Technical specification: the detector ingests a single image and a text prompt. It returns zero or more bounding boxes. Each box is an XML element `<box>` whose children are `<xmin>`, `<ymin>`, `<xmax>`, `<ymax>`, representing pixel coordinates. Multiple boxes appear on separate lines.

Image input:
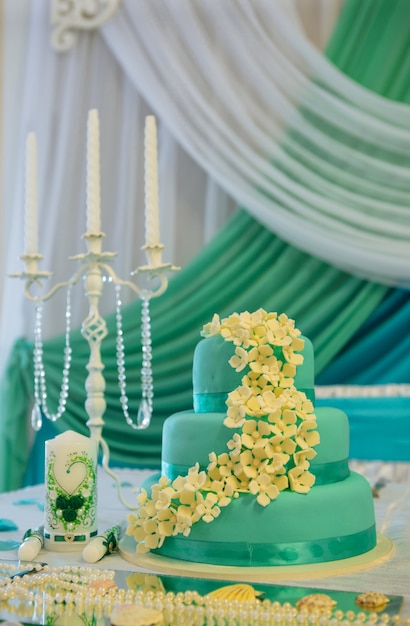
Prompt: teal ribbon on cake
<box><xmin>193</xmin><ymin>393</ymin><xmax>229</xmax><ymax>413</ymax></box>
<box><xmin>194</xmin><ymin>388</ymin><xmax>315</xmax><ymax>413</ymax></box>
<box><xmin>162</xmin><ymin>458</ymin><xmax>350</xmax><ymax>485</ymax></box>
<box><xmin>310</xmin><ymin>459</ymin><xmax>350</xmax><ymax>484</ymax></box>
<box><xmin>154</xmin><ymin>524</ymin><xmax>377</xmax><ymax>567</ymax></box>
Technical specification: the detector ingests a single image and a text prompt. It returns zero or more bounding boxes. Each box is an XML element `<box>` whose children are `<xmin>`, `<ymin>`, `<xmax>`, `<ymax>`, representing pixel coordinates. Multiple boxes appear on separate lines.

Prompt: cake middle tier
<box><xmin>161</xmin><ymin>406</ymin><xmax>350</xmax><ymax>485</ymax></box>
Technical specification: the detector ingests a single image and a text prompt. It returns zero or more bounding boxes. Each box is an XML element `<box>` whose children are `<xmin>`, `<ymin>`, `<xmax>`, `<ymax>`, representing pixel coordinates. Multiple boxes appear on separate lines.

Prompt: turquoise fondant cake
<box><xmin>127</xmin><ymin>310</ymin><xmax>376</xmax><ymax>567</ymax></box>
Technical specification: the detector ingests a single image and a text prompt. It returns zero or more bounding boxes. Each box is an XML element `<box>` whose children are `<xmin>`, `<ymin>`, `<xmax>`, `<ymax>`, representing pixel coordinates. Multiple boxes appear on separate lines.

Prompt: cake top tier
<box><xmin>193</xmin><ymin>311</ymin><xmax>315</xmax><ymax>413</ymax></box>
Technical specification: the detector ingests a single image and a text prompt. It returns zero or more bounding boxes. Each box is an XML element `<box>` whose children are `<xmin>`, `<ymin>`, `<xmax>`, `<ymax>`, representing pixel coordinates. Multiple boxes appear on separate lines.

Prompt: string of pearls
<box><xmin>0</xmin><ymin>562</ymin><xmax>407</xmax><ymax>626</ymax></box>
<box><xmin>115</xmin><ymin>285</ymin><xmax>153</xmax><ymax>429</ymax></box>
<box><xmin>32</xmin><ymin>285</ymin><xmax>73</xmax><ymax>430</ymax></box>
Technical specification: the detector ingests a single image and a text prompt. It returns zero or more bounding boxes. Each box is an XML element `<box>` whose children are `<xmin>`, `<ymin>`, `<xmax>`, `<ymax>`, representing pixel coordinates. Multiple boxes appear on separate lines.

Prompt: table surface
<box><xmin>0</xmin><ymin>466</ymin><xmax>409</xmax><ymax>620</ymax></box>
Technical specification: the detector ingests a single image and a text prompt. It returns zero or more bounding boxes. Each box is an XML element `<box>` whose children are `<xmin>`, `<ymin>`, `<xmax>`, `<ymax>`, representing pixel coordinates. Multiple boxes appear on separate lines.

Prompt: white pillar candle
<box><xmin>86</xmin><ymin>108</ymin><xmax>101</xmax><ymax>234</ymax></box>
<box><xmin>144</xmin><ymin>115</ymin><xmax>160</xmax><ymax>248</ymax></box>
<box><xmin>44</xmin><ymin>430</ymin><xmax>98</xmax><ymax>551</ymax></box>
<box><xmin>24</xmin><ymin>132</ymin><xmax>38</xmax><ymax>255</ymax></box>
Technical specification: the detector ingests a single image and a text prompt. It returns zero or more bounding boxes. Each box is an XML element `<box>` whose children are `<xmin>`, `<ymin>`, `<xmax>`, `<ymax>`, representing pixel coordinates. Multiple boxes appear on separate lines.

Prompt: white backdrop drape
<box><xmin>100</xmin><ymin>0</ymin><xmax>410</xmax><ymax>287</ymax></box>
<box><xmin>2</xmin><ymin>0</ymin><xmax>409</xmax><ymax>384</ymax></box>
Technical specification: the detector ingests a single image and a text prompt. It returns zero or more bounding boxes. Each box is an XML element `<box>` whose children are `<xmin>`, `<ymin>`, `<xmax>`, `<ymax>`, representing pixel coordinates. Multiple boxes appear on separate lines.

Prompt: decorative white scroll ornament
<box><xmin>50</xmin><ymin>0</ymin><xmax>121</xmax><ymax>52</ymax></box>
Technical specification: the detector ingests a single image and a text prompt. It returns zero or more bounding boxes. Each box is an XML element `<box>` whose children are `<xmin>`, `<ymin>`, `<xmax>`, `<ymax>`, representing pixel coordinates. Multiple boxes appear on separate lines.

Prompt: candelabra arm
<box><xmin>101</xmin><ymin>262</ymin><xmax>178</xmax><ymax>300</ymax></box>
<box><xmin>11</xmin><ymin>258</ymin><xmax>91</xmax><ymax>304</ymax></box>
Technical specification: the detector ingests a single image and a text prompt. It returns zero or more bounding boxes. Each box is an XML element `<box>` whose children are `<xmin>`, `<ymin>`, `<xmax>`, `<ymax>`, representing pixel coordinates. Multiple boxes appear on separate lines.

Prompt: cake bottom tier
<box><xmin>139</xmin><ymin>471</ymin><xmax>376</xmax><ymax>567</ymax></box>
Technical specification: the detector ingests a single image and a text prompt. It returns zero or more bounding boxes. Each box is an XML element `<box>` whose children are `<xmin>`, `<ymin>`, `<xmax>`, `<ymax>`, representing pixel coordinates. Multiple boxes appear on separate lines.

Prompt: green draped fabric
<box><xmin>0</xmin><ymin>211</ymin><xmax>387</xmax><ymax>491</ymax></box>
<box><xmin>1</xmin><ymin>0</ymin><xmax>408</xmax><ymax>491</ymax></box>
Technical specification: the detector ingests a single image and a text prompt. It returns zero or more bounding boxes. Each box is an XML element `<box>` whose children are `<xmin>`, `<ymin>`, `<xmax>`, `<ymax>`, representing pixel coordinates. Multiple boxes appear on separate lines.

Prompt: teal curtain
<box><xmin>0</xmin><ymin>211</ymin><xmax>387</xmax><ymax>490</ymax></box>
<box><xmin>1</xmin><ymin>0</ymin><xmax>409</xmax><ymax>491</ymax></box>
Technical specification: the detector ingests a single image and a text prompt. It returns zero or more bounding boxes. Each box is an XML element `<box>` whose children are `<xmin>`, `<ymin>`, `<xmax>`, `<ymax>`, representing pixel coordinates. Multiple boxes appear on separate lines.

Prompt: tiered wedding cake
<box><xmin>126</xmin><ymin>310</ymin><xmax>376</xmax><ymax>567</ymax></box>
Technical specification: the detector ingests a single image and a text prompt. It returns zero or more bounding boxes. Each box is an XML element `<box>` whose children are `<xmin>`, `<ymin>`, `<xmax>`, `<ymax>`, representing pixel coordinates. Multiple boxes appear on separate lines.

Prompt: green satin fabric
<box><xmin>0</xmin><ymin>212</ymin><xmax>387</xmax><ymax>492</ymax></box>
<box><xmin>155</xmin><ymin>524</ymin><xmax>377</xmax><ymax>566</ymax></box>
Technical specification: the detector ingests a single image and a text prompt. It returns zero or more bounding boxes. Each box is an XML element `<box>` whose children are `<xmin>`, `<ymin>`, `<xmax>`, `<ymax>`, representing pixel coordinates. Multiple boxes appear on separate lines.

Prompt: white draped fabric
<box><xmin>100</xmin><ymin>0</ymin><xmax>410</xmax><ymax>288</ymax></box>
<box><xmin>1</xmin><ymin>0</ymin><xmax>409</xmax><ymax>382</ymax></box>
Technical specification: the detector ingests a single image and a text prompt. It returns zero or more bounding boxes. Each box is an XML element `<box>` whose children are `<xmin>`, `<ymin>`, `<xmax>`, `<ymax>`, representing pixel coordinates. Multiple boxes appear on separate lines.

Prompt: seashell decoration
<box><xmin>206</xmin><ymin>583</ymin><xmax>264</xmax><ymax>603</ymax></box>
<box><xmin>355</xmin><ymin>591</ymin><xmax>390</xmax><ymax>611</ymax></box>
<box><xmin>296</xmin><ymin>593</ymin><xmax>337</xmax><ymax>613</ymax></box>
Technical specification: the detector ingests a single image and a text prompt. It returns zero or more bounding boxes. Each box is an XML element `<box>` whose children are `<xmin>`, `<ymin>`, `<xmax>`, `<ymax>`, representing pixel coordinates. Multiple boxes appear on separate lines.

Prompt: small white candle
<box><xmin>144</xmin><ymin>115</ymin><xmax>160</xmax><ymax>248</ymax></box>
<box><xmin>44</xmin><ymin>430</ymin><xmax>98</xmax><ymax>551</ymax></box>
<box><xmin>24</xmin><ymin>132</ymin><xmax>38</xmax><ymax>255</ymax></box>
<box><xmin>86</xmin><ymin>109</ymin><xmax>101</xmax><ymax>234</ymax></box>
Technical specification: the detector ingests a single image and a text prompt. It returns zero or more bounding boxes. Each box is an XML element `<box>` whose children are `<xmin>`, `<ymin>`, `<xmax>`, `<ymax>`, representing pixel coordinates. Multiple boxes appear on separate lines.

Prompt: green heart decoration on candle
<box><xmin>54</xmin><ymin>459</ymin><xmax>88</xmax><ymax>496</ymax></box>
<box><xmin>46</xmin><ymin>451</ymin><xmax>97</xmax><ymax>533</ymax></box>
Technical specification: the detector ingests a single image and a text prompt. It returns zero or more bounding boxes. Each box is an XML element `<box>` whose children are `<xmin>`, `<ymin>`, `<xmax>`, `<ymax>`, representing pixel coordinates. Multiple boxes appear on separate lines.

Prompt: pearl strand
<box><xmin>0</xmin><ymin>562</ymin><xmax>407</xmax><ymax>626</ymax></box>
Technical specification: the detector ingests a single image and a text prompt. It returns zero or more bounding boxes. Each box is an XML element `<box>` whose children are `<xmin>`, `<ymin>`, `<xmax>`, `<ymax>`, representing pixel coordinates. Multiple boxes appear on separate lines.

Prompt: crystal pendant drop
<box><xmin>137</xmin><ymin>399</ymin><xmax>151</xmax><ymax>429</ymax></box>
<box><xmin>31</xmin><ymin>404</ymin><xmax>42</xmax><ymax>431</ymax></box>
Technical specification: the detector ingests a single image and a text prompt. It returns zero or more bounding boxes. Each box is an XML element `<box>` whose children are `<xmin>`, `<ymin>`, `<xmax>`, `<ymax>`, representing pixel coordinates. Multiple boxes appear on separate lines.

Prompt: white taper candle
<box><xmin>24</xmin><ymin>132</ymin><xmax>38</xmax><ymax>255</ymax></box>
<box><xmin>86</xmin><ymin>109</ymin><xmax>101</xmax><ymax>234</ymax></box>
<box><xmin>144</xmin><ymin>115</ymin><xmax>160</xmax><ymax>247</ymax></box>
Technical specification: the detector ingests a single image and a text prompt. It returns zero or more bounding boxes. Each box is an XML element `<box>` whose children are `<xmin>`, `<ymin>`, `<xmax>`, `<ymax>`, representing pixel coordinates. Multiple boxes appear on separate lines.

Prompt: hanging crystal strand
<box><xmin>32</xmin><ymin>301</ymin><xmax>44</xmax><ymax>431</ymax></box>
<box><xmin>139</xmin><ymin>295</ymin><xmax>153</xmax><ymax>426</ymax></box>
<box><xmin>115</xmin><ymin>285</ymin><xmax>152</xmax><ymax>429</ymax></box>
<box><xmin>32</xmin><ymin>285</ymin><xmax>72</xmax><ymax>428</ymax></box>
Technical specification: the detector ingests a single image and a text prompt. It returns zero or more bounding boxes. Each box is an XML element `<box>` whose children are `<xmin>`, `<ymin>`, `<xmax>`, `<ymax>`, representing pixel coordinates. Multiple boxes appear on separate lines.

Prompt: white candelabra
<box><xmin>12</xmin><ymin>110</ymin><xmax>178</xmax><ymax>507</ymax></box>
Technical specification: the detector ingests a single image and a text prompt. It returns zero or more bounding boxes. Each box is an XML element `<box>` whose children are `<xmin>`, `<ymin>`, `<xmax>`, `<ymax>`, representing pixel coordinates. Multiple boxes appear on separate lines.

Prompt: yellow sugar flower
<box><xmin>196</xmin><ymin>493</ymin><xmax>221</xmax><ymax>523</ymax></box>
<box><xmin>229</xmin><ymin>346</ymin><xmax>249</xmax><ymax>372</ymax></box>
<box><xmin>242</xmin><ymin>394</ymin><xmax>264</xmax><ymax>417</ymax></box>
<box><xmin>259</xmin><ymin>389</ymin><xmax>283</xmax><ymax>413</ymax></box>
<box><xmin>227</xmin><ymin>384</ymin><xmax>252</xmax><ymax>406</ymax></box>
<box><xmin>294</xmin><ymin>447</ymin><xmax>317</xmax><ymax>470</ymax></box>
<box><xmin>224</xmin><ymin>404</ymin><xmax>247</xmax><ymax>428</ymax></box>
<box><xmin>126</xmin><ymin>513</ymin><xmax>147</xmax><ymax>543</ymax></box>
<box><xmin>296</xmin><ymin>421</ymin><xmax>320</xmax><ymax>450</ymax></box>
<box><xmin>241</xmin><ymin>371</ymin><xmax>271</xmax><ymax>396</ymax></box>
<box><xmin>249</xmin><ymin>473</ymin><xmax>280</xmax><ymax>507</ymax></box>
<box><xmin>241</xmin><ymin>419</ymin><xmax>272</xmax><ymax>450</ymax></box>
<box><xmin>140</xmin><ymin>499</ymin><xmax>157</xmax><ymax>518</ymax></box>
<box><xmin>217</xmin><ymin>454</ymin><xmax>238</xmax><ymax>482</ymax></box>
<box><xmin>239</xmin><ymin>449</ymin><xmax>271</xmax><ymax>479</ymax></box>
<box><xmin>227</xmin><ymin>433</ymin><xmax>242</xmax><ymax>456</ymax></box>
<box><xmin>288</xmin><ymin>467</ymin><xmax>316</xmax><ymax>493</ymax></box>
<box><xmin>187</xmin><ymin>463</ymin><xmax>208</xmax><ymax>488</ymax></box>
<box><xmin>136</xmin><ymin>488</ymin><xmax>149</xmax><ymax>506</ymax></box>
<box><xmin>178</xmin><ymin>489</ymin><xmax>198</xmax><ymax>507</ymax></box>
<box><xmin>262</xmin><ymin>434</ymin><xmax>296</xmax><ymax>464</ymax></box>
<box><xmin>201</xmin><ymin>313</ymin><xmax>220</xmax><ymax>337</ymax></box>
<box><xmin>248</xmin><ymin>344</ymin><xmax>277</xmax><ymax>372</ymax></box>
<box><xmin>137</xmin><ymin>517</ymin><xmax>167</xmax><ymax>551</ymax></box>
<box><xmin>295</xmin><ymin>397</ymin><xmax>315</xmax><ymax>421</ymax></box>
<box><xmin>157</xmin><ymin>508</ymin><xmax>176</xmax><ymax>538</ymax></box>
<box><xmin>207</xmin><ymin>451</ymin><xmax>218</xmax><ymax>473</ymax></box>
<box><xmin>205</xmin><ymin>479</ymin><xmax>234</xmax><ymax>507</ymax></box>
<box><xmin>154</xmin><ymin>487</ymin><xmax>177</xmax><ymax>511</ymax></box>
<box><xmin>282</xmin><ymin>337</ymin><xmax>305</xmax><ymax>365</ymax></box>
<box><xmin>266</xmin><ymin>322</ymin><xmax>292</xmax><ymax>347</ymax></box>
<box><xmin>150</xmin><ymin>475</ymin><xmax>172</xmax><ymax>499</ymax></box>
<box><xmin>174</xmin><ymin>506</ymin><xmax>194</xmax><ymax>536</ymax></box>
<box><xmin>268</xmin><ymin>408</ymin><xmax>297</xmax><ymax>438</ymax></box>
